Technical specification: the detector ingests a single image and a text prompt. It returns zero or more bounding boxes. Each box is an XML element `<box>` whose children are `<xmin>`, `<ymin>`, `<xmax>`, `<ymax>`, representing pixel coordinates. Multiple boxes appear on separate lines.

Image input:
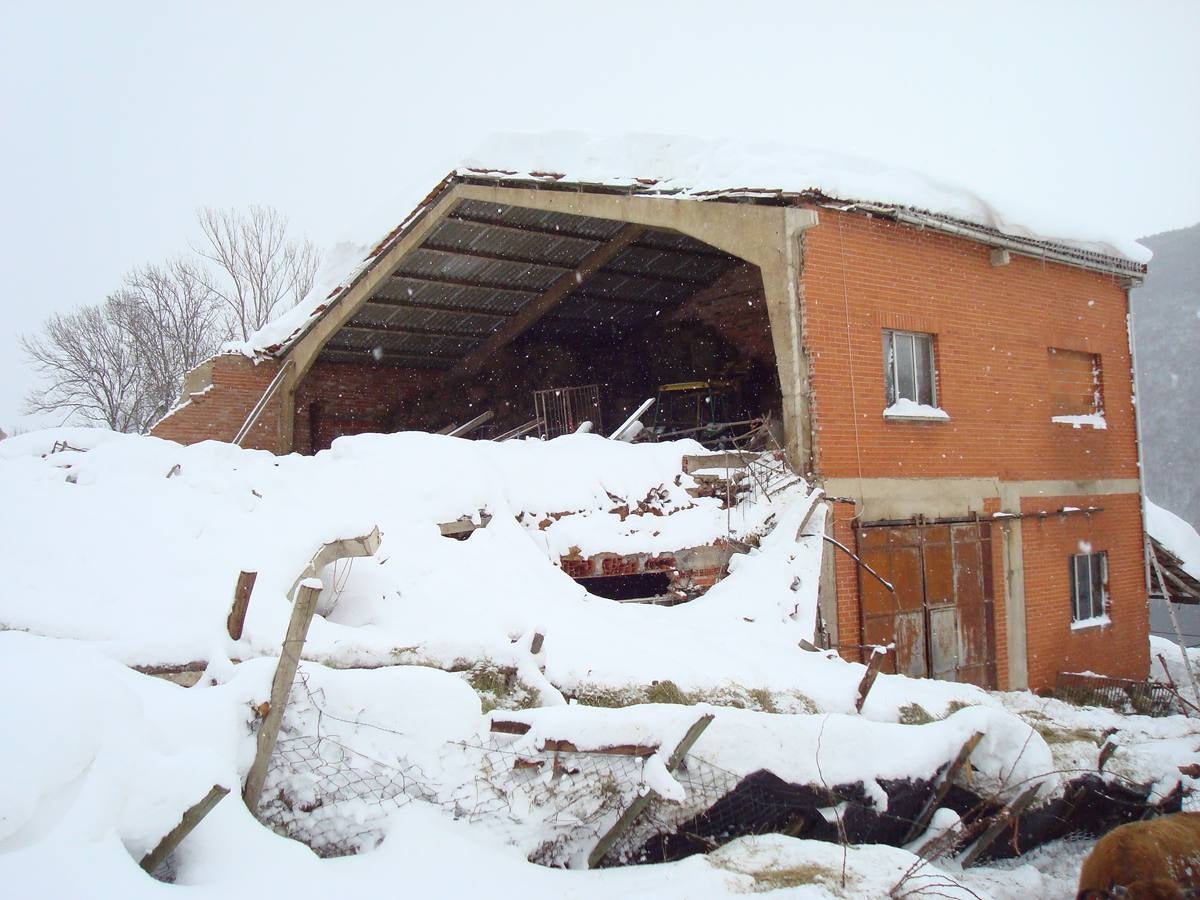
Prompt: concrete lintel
<box><xmin>452</xmin><ymin>183</ymin><xmax>816</xmax><ymax>268</ymax></box>
<box><xmin>820</xmin><ymin>476</ymin><xmax>1140</xmax><ymax>521</ymax></box>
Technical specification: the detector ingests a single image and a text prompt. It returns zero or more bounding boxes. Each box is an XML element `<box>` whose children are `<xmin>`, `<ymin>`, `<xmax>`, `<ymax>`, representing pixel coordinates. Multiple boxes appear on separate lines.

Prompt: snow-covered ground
<box><xmin>2</xmin><ymin>428</ymin><xmax>1197</xmax><ymax>898</ymax></box>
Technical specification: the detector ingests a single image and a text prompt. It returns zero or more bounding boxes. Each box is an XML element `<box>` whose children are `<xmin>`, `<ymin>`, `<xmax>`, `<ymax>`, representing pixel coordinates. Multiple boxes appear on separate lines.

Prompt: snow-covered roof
<box><xmin>235</xmin><ymin>132</ymin><xmax>1151</xmax><ymax>358</ymax></box>
<box><xmin>1146</xmin><ymin>499</ymin><xmax>1200</xmax><ymax>601</ymax></box>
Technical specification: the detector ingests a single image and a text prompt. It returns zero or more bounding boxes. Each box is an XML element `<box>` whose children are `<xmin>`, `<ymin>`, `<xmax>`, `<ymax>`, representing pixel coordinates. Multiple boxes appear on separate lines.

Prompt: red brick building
<box><xmin>153</xmin><ymin>148</ymin><xmax>1150</xmax><ymax>691</ymax></box>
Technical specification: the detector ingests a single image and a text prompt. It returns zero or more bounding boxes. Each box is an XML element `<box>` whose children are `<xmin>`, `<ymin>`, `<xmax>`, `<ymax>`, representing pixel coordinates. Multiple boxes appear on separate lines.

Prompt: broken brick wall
<box><xmin>150</xmin><ymin>354</ymin><xmax>285</xmax><ymax>452</ymax></box>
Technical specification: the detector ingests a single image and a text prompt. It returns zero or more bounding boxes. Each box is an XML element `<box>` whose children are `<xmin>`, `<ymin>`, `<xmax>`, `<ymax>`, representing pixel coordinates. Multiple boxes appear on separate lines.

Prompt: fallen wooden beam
<box><xmin>140</xmin><ymin>784</ymin><xmax>229</xmax><ymax>874</ymax></box>
<box><xmin>587</xmin><ymin>713</ymin><xmax>714</xmax><ymax>868</ymax></box>
<box><xmin>438</xmin><ymin>409</ymin><xmax>494</xmax><ymax>438</ymax></box>
<box><xmin>285</xmin><ymin>526</ymin><xmax>382</xmax><ymax>604</ymax></box>
<box><xmin>488</xmin><ymin>721</ymin><xmax>659</xmax><ymax>757</ymax></box>
<box><xmin>958</xmin><ymin>784</ymin><xmax>1041</xmax><ymax>867</ymax></box>
<box><xmin>903</xmin><ymin>731</ymin><xmax>984</xmax><ymax>844</ymax></box>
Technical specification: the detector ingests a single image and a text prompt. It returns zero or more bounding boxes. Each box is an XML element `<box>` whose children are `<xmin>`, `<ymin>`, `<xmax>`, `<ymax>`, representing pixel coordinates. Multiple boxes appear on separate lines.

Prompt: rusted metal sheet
<box><xmin>952</xmin><ymin>522</ymin><xmax>996</xmax><ymax>688</ymax></box>
<box><xmin>928</xmin><ymin>604</ymin><xmax>959</xmax><ymax>681</ymax></box>
<box><xmin>855</xmin><ymin>521</ymin><xmax>996</xmax><ymax>689</ymax></box>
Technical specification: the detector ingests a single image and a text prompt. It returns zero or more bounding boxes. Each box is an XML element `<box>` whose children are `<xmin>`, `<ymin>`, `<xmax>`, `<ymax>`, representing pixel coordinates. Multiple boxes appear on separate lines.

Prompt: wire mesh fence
<box><xmin>256</xmin><ymin>667</ymin><xmax>743</xmax><ymax>863</ymax></box>
<box><xmin>1054</xmin><ymin>671</ymin><xmax>1179</xmax><ymax>717</ymax></box>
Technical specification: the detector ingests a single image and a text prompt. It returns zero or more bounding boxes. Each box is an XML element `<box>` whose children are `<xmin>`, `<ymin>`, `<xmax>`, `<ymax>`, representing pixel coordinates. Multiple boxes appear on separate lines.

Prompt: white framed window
<box><xmin>1069</xmin><ymin>551</ymin><xmax>1108</xmax><ymax>624</ymax></box>
<box><xmin>883</xmin><ymin>330</ymin><xmax>937</xmax><ymax>407</ymax></box>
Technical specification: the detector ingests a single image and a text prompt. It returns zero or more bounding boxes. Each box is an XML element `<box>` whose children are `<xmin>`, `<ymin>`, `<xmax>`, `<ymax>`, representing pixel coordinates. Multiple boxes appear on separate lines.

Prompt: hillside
<box><xmin>1131</xmin><ymin>222</ymin><xmax>1200</xmax><ymax>529</ymax></box>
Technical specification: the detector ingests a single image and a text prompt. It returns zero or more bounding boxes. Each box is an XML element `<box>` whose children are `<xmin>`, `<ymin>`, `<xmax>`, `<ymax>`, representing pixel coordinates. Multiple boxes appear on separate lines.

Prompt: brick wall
<box><xmin>1019</xmin><ymin>493</ymin><xmax>1149</xmax><ymax>689</ymax></box>
<box><xmin>151</xmin><ymin>354</ymin><xmax>285</xmax><ymax>452</ymax></box>
<box><xmin>673</xmin><ymin>263</ymin><xmax>775</xmax><ymax>366</ymax></box>
<box><xmin>801</xmin><ymin>209</ymin><xmax>1138</xmax><ymax>483</ymax></box>
<box><xmin>293</xmin><ymin>361</ymin><xmax>439</xmax><ymax>455</ymax></box>
<box><xmin>804</xmin><ymin>208</ymin><xmax>1147</xmax><ymax>688</ymax></box>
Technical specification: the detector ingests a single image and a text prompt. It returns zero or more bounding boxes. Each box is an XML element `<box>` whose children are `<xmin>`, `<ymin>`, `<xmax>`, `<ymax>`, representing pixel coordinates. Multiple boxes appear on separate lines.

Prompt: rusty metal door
<box><xmin>857</xmin><ymin>526</ymin><xmax>927</xmax><ymax>678</ymax></box>
<box><xmin>855</xmin><ymin>522</ymin><xmax>996</xmax><ymax>688</ymax></box>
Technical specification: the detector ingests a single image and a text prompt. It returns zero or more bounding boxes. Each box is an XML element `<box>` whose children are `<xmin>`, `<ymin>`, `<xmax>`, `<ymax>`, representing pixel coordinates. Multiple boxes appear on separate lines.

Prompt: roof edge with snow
<box><xmin>237</xmin><ymin>146</ymin><xmax>1150</xmax><ymax>359</ymax></box>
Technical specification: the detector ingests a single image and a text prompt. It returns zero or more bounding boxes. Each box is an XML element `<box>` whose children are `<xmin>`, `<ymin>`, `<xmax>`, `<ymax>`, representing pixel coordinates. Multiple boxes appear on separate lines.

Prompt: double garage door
<box><xmin>856</xmin><ymin>522</ymin><xmax>997</xmax><ymax>689</ymax></box>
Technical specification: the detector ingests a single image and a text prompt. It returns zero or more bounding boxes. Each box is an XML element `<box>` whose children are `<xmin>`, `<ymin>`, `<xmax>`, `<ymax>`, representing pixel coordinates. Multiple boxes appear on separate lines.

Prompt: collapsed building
<box><xmin>153</xmin><ymin>136</ymin><xmax>1152</xmax><ymax>693</ymax></box>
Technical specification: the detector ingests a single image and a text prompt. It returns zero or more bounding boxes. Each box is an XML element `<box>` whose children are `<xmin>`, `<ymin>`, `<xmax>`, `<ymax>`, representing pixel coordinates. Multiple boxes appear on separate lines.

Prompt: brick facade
<box><xmin>801</xmin><ymin>209</ymin><xmax>1138</xmax><ymax>483</ymax></box>
<box><xmin>802</xmin><ymin>208</ymin><xmax>1147</xmax><ymax>689</ymax></box>
<box><xmin>1018</xmin><ymin>493</ymin><xmax>1148</xmax><ymax>688</ymax></box>
<box><xmin>293</xmin><ymin>361</ymin><xmax>437</xmax><ymax>455</ymax></box>
<box><xmin>673</xmin><ymin>263</ymin><xmax>775</xmax><ymax>367</ymax></box>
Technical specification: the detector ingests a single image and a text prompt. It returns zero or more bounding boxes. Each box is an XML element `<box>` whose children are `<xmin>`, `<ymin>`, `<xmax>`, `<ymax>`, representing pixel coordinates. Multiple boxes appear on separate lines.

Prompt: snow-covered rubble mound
<box><xmin>3</xmin><ymin>427</ymin><xmax>1197</xmax><ymax>898</ymax></box>
<box><xmin>0</xmin><ymin>427</ymin><xmax>982</xmax><ymax>718</ymax></box>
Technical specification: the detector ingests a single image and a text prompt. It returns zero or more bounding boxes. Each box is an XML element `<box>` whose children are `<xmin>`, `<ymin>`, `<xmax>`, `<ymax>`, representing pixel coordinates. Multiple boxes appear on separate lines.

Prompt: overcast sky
<box><xmin>2</xmin><ymin>1</ymin><xmax>1198</xmax><ymax>433</ymax></box>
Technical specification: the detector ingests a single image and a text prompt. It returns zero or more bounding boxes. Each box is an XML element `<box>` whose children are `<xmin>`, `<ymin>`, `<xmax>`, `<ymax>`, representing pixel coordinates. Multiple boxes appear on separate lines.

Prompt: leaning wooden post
<box><xmin>855</xmin><ymin>647</ymin><xmax>886</xmax><ymax>713</ymax></box>
<box><xmin>140</xmin><ymin>784</ymin><xmax>230</xmax><ymax>874</ymax></box>
<box><xmin>226</xmin><ymin>571</ymin><xmax>257</xmax><ymax>640</ymax></box>
<box><xmin>242</xmin><ymin>580</ymin><xmax>322</xmax><ymax>811</ymax></box>
<box><xmin>587</xmin><ymin>713</ymin><xmax>715</xmax><ymax>869</ymax></box>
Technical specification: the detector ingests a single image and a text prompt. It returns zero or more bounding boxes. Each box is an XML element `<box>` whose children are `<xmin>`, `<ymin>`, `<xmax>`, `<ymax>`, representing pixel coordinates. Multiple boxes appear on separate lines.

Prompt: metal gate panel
<box><xmin>951</xmin><ymin>523</ymin><xmax>996</xmax><ymax>689</ymax></box>
<box><xmin>928</xmin><ymin>605</ymin><xmax>960</xmax><ymax>680</ymax></box>
<box><xmin>856</xmin><ymin>521</ymin><xmax>997</xmax><ymax>689</ymax></box>
<box><xmin>857</xmin><ymin>526</ymin><xmax>926</xmax><ymax>677</ymax></box>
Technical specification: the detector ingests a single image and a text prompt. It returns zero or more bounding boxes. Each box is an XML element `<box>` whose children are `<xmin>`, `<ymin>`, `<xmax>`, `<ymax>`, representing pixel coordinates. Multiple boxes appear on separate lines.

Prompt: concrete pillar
<box><xmin>998</xmin><ymin>484</ymin><xmax>1030</xmax><ymax>690</ymax></box>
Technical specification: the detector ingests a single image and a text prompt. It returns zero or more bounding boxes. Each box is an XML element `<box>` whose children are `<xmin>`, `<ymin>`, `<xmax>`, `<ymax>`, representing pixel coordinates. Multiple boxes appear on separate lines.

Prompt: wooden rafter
<box><xmin>450</xmin><ymin>224</ymin><xmax>645</xmax><ymax>378</ymax></box>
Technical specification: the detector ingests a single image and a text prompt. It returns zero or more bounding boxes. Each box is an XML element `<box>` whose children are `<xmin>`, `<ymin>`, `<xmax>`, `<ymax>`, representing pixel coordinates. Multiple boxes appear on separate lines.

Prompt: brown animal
<box><xmin>1077</xmin><ymin>812</ymin><xmax>1200</xmax><ymax>899</ymax></box>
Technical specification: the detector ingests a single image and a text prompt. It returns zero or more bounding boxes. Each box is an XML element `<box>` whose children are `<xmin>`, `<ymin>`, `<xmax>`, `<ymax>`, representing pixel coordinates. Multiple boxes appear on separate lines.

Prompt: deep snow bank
<box><xmin>0</xmin><ymin>427</ymin><xmax>983</xmax><ymax>719</ymax></box>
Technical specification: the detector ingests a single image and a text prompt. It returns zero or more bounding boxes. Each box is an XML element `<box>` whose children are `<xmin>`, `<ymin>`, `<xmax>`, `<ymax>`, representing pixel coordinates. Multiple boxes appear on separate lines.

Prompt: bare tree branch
<box><xmin>195</xmin><ymin>206</ymin><xmax>320</xmax><ymax>342</ymax></box>
<box><xmin>113</xmin><ymin>259</ymin><xmax>224</xmax><ymax>423</ymax></box>
<box><xmin>22</xmin><ymin>205</ymin><xmax>319</xmax><ymax>431</ymax></box>
<box><xmin>21</xmin><ymin>298</ymin><xmax>149</xmax><ymax>431</ymax></box>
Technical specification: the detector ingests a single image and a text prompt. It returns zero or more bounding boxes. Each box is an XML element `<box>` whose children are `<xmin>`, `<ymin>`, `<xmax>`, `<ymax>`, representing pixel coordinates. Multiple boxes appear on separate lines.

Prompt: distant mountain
<box><xmin>1131</xmin><ymin>221</ymin><xmax>1200</xmax><ymax>530</ymax></box>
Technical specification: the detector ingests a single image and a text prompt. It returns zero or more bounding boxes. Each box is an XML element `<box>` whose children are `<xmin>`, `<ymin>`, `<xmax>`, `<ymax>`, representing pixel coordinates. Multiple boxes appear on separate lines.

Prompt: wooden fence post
<box><xmin>242</xmin><ymin>581</ymin><xmax>321</xmax><ymax>811</ymax></box>
<box><xmin>226</xmin><ymin>571</ymin><xmax>257</xmax><ymax>640</ymax></box>
<box><xmin>855</xmin><ymin>648</ymin><xmax>886</xmax><ymax>713</ymax></box>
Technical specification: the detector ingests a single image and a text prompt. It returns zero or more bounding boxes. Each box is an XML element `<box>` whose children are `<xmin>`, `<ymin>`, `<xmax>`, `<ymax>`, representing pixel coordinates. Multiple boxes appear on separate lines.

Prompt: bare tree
<box><xmin>22</xmin><ymin>297</ymin><xmax>151</xmax><ymax>432</ymax></box>
<box><xmin>22</xmin><ymin>205</ymin><xmax>318</xmax><ymax>431</ymax></box>
<box><xmin>195</xmin><ymin>206</ymin><xmax>320</xmax><ymax>341</ymax></box>
<box><xmin>113</xmin><ymin>259</ymin><xmax>224</xmax><ymax>423</ymax></box>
